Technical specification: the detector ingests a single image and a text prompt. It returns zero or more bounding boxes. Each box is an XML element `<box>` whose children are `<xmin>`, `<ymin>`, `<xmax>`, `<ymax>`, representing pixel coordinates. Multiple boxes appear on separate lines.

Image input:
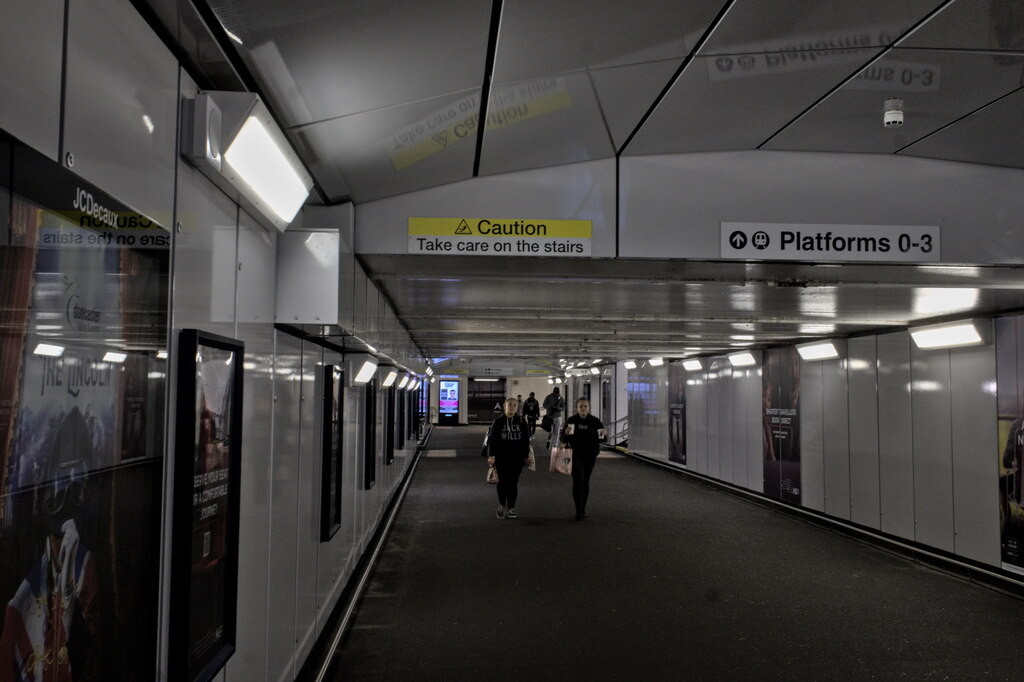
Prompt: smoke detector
<box><xmin>884</xmin><ymin>97</ymin><xmax>904</xmax><ymax>127</ymax></box>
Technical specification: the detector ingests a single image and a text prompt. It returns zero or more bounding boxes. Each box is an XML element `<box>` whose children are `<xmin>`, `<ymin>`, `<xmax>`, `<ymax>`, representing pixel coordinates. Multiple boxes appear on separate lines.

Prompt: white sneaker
<box><xmin>496</xmin><ymin>505</ymin><xmax>506</xmax><ymax>519</ymax></box>
<box><xmin>506</xmin><ymin>508</ymin><xmax>517</xmax><ymax>519</ymax></box>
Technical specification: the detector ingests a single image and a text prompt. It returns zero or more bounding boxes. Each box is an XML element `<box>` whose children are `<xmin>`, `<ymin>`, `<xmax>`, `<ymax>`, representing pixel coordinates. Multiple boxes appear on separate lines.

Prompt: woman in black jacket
<box><xmin>561</xmin><ymin>398</ymin><xmax>607</xmax><ymax>520</ymax></box>
<box><xmin>486</xmin><ymin>397</ymin><xmax>531</xmax><ymax>519</ymax></box>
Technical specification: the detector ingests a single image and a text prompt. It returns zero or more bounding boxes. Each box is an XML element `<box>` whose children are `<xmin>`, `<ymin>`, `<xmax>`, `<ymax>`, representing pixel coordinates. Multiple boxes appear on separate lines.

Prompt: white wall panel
<box><xmin>707</xmin><ymin>360</ymin><xmax>723</xmax><ymax>478</ymax></box>
<box><xmin>355</xmin><ymin>159</ymin><xmax>617</xmax><ymax>257</ymax></box>
<box><xmin>719</xmin><ymin>364</ymin><xmax>734</xmax><ymax>484</ymax></box>
<box><xmin>801</xmin><ymin>360</ymin><xmax>825</xmax><ymax>512</ymax></box>
<box><xmin>294</xmin><ymin>341</ymin><xmax>322</xmax><ymax>669</ymax></box>
<box><xmin>823</xmin><ymin>355</ymin><xmax>851</xmax><ymax>520</ymax></box>
<box><xmin>848</xmin><ymin>337</ymin><xmax>881</xmax><ymax>529</ymax></box>
<box><xmin>228</xmin><ymin>327</ymin><xmax>276</xmax><ymax>682</ymax></box>
<box><xmin>732</xmin><ymin>368</ymin><xmax>749</xmax><ymax>488</ymax></box>
<box><xmin>0</xmin><ymin>0</ymin><xmax>63</xmax><ymax>159</ymax></box>
<box><xmin>911</xmin><ymin>347</ymin><xmax>955</xmax><ymax>553</ymax></box>
<box><xmin>878</xmin><ymin>332</ymin><xmax>915</xmax><ymax>540</ymax></box>
<box><xmin>265</xmin><ymin>334</ymin><xmax>301</xmax><ymax>682</ymax></box>
<box><xmin>64</xmin><ymin>0</ymin><xmax>178</xmax><ymax>222</ymax></box>
<box><xmin>747</xmin><ymin>364</ymin><xmax>763</xmax><ymax>493</ymax></box>
<box><xmin>950</xmin><ymin>340</ymin><xmax>1000</xmax><ymax>565</ymax></box>
<box><xmin>620</xmin><ymin>151</ymin><xmax>1024</xmax><ymax>265</ymax></box>
<box><xmin>237</xmin><ymin>212</ymin><xmax>277</xmax><ymax>323</ymax></box>
<box><xmin>686</xmin><ymin>370</ymin><xmax>708</xmax><ymax>476</ymax></box>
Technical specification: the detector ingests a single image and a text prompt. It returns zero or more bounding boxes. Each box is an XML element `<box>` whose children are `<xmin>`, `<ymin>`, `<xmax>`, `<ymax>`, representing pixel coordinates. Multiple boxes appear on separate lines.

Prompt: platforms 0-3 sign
<box><xmin>721</xmin><ymin>222</ymin><xmax>940</xmax><ymax>262</ymax></box>
<box><xmin>408</xmin><ymin>217</ymin><xmax>592</xmax><ymax>256</ymax></box>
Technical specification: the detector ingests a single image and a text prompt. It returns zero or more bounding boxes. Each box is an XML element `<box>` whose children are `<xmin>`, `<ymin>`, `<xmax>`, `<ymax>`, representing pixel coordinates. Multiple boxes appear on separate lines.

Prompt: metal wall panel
<box><xmin>848</xmin><ymin>337</ymin><xmax>881</xmax><ymax>529</ymax></box>
<box><xmin>0</xmin><ymin>0</ymin><xmax>63</xmax><ymax>159</ymax></box>
<box><xmin>274</xmin><ymin>230</ymin><xmax>340</xmax><ymax>325</ymax></box>
<box><xmin>294</xmin><ymin>341</ymin><xmax>322</xmax><ymax>668</ymax></box>
<box><xmin>911</xmin><ymin>346</ymin><xmax>955</xmax><ymax>553</ymax></box>
<box><xmin>877</xmin><ymin>332</ymin><xmax>915</xmax><ymax>540</ymax></box>
<box><xmin>719</xmin><ymin>364</ymin><xmax>734</xmax><ymax>484</ymax></box>
<box><xmin>64</xmin><ymin>0</ymin><xmax>178</xmax><ymax>222</ymax></box>
<box><xmin>801</xmin><ymin>359</ymin><xmax>825</xmax><ymax>512</ymax></box>
<box><xmin>265</xmin><ymin>333</ymin><xmax>301</xmax><ymax>682</ymax></box>
<box><xmin>823</xmin><ymin>354</ymin><xmax>851</xmax><ymax>520</ymax></box>
<box><xmin>950</xmin><ymin>340</ymin><xmax>1000</xmax><ymax>565</ymax></box>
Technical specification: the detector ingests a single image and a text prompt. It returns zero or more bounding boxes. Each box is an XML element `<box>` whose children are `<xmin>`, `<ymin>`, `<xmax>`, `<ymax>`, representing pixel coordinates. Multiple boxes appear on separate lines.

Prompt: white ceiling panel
<box><xmin>295</xmin><ymin>90</ymin><xmax>481</xmax><ymax>203</ymax></box>
<box><xmin>588</xmin><ymin>59</ymin><xmax>681</xmax><ymax>150</ymax></box>
<box><xmin>210</xmin><ymin>0</ymin><xmax>492</xmax><ymax>126</ymax></box>
<box><xmin>764</xmin><ymin>48</ymin><xmax>1024</xmax><ymax>154</ymax></box>
<box><xmin>479</xmin><ymin>74</ymin><xmax>615</xmax><ymax>176</ymax></box>
<box><xmin>899</xmin><ymin>0</ymin><xmax>1024</xmax><ymax>51</ymax></box>
<box><xmin>624</xmin><ymin>49</ymin><xmax>880</xmax><ymax>155</ymax></box>
<box><xmin>700</xmin><ymin>0</ymin><xmax>946</xmax><ymax>55</ymax></box>
<box><xmin>493</xmin><ymin>0</ymin><xmax>723</xmax><ymax>82</ymax></box>
<box><xmin>900</xmin><ymin>86</ymin><xmax>1024</xmax><ymax>168</ymax></box>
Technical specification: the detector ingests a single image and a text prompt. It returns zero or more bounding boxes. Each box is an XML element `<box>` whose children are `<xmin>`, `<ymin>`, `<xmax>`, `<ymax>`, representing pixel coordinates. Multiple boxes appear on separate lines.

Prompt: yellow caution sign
<box><xmin>408</xmin><ymin>217</ymin><xmax>593</xmax><ymax>257</ymax></box>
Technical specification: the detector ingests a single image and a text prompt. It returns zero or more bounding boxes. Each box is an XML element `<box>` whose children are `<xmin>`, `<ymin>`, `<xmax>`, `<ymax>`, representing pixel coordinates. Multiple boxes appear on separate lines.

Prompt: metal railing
<box><xmin>604</xmin><ymin>415</ymin><xmax>629</xmax><ymax>449</ymax></box>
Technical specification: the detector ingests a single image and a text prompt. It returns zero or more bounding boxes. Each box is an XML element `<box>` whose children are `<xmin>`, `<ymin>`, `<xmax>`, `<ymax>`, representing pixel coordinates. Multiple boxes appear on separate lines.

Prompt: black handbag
<box><xmin>540</xmin><ymin>414</ymin><xmax>553</xmax><ymax>432</ymax></box>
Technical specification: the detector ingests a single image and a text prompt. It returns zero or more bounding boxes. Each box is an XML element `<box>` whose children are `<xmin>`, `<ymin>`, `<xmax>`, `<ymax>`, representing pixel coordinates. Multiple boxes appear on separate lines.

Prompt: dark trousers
<box><xmin>571</xmin><ymin>452</ymin><xmax>598</xmax><ymax>514</ymax></box>
<box><xmin>527</xmin><ymin>416</ymin><xmax>537</xmax><ymax>435</ymax></box>
<box><xmin>495</xmin><ymin>458</ymin><xmax>525</xmax><ymax>508</ymax></box>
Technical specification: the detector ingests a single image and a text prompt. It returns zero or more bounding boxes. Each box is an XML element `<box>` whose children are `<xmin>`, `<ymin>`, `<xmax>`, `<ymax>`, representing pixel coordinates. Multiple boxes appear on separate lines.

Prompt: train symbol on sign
<box><xmin>752</xmin><ymin>231</ymin><xmax>770</xmax><ymax>249</ymax></box>
<box><xmin>729</xmin><ymin>231</ymin><xmax>747</xmax><ymax>248</ymax></box>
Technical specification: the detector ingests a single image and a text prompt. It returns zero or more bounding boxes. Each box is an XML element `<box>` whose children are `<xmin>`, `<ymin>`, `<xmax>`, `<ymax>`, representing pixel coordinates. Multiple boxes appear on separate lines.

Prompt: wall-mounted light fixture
<box><xmin>33</xmin><ymin>343</ymin><xmax>65</xmax><ymax>357</ymax></box>
<box><xmin>590</xmin><ymin>366</ymin><xmax>600</xmax><ymax>375</ymax></box>
<box><xmin>727</xmin><ymin>351</ymin><xmax>756</xmax><ymax>367</ymax></box>
<box><xmin>103</xmin><ymin>351</ymin><xmax>128</xmax><ymax>364</ymax></box>
<box><xmin>183</xmin><ymin>91</ymin><xmax>312</xmax><ymax>232</ymax></box>
<box><xmin>623</xmin><ymin>360</ymin><xmax>637</xmax><ymax>370</ymax></box>
<box><xmin>682</xmin><ymin>359</ymin><xmax>703</xmax><ymax>371</ymax></box>
<box><xmin>796</xmin><ymin>340</ymin><xmax>839</xmax><ymax>361</ymax></box>
<box><xmin>381</xmin><ymin>369</ymin><xmax>399</xmax><ymax>387</ymax></box>
<box><xmin>649</xmin><ymin>357</ymin><xmax>665</xmax><ymax>366</ymax></box>
<box><xmin>349</xmin><ymin>354</ymin><xmax>378</xmax><ymax>384</ymax></box>
<box><xmin>397</xmin><ymin>374</ymin><xmax>410</xmax><ymax>389</ymax></box>
<box><xmin>910</xmin><ymin>320</ymin><xmax>984</xmax><ymax>350</ymax></box>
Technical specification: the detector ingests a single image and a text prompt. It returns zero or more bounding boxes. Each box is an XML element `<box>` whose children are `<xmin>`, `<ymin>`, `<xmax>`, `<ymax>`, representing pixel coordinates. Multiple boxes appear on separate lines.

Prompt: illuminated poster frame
<box><xmin>439</xmin><ymin>379</ymin><xmax>459</xmax><ymax>425</ymax></box>
<box><xmin>170</xmin><ymin>329</ymin><xmax>244</xmax><ymax>682</ymax></box>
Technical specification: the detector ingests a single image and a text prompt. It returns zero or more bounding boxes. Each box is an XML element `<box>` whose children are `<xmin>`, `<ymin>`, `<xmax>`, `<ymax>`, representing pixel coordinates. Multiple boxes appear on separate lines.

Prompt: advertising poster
<box><xmin>0</xmin><ymin>137</ymin><xmax>168</xmax><ymax>681</ymax></box>
<box><xmin>668</xmin><ymin>362</ymin><xmax>686</xmax><ymax>465</ymax></box>
<box><xmin>763</xmin><ymin>347</ymin><xmax>802</xmax><ymax>504</ymax></box>
<box><xmin>996</xmin><ymin>315</ymin><xmax>1024</xmax><ymax>574</ymax></box>
<box><xmin>440</xmin><ymin>380</ymin><xmax>459</xmax><ymax>415</ymax></box>
<box><xmin>188</xmin><ymin>343</ymin><xmax>235</xmax><ymax>678</ymax></box>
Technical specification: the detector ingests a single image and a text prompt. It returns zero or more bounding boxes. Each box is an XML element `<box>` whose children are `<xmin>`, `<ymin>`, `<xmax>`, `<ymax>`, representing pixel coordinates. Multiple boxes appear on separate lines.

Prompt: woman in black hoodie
<box><xmin>486</xmin><ymin>397</ymin><xmax>532</xmax><ymax>519</ymax></box>
<box><xmin>561</xmin><ymin>398</ymin><xmax>607</xmax><ymax>520</ymax></box>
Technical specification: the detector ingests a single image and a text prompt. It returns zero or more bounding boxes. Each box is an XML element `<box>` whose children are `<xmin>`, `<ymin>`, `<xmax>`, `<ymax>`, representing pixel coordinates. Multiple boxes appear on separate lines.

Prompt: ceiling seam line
<box><xmin>757</xmin><ymin>0</ymin><xmax>960</xmax><ymax>150</ymax></box>
<box><xmin>615</xmin><ymin>0</ymin><xmax>738</xmax><ymax>156</ymax></box>
<box><xmin>473</xmin><ymin>0</ymin><xmax>504</xmax><ymax>177</ymax></box>
<box><xmin>894</xmin><ymin>84</ymin><xmax>1024</xmax><ymax>154</ymax></box>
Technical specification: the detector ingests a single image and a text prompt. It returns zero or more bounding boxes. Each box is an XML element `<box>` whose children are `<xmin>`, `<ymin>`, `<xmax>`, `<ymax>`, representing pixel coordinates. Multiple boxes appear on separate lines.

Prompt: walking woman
<box><xmin>486</xmin><ymin>397</ymin><xmax>531</xmax><ymax>519</ymax></box>
<box><xmin>561</xmin><ymin>398</ymin><xmax>607</xmax><ymax>520</ymax></box>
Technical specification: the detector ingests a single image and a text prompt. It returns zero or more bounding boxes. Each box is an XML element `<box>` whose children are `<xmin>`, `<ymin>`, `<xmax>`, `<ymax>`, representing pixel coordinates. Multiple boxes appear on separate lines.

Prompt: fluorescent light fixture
<box><xmin>555</xmin><ymin>378</ymin><xmax>563</xmax><ymax>384</ymax></box>
<box><xmin>910</xmin><ymin>321</ymin><xmax>983</xmax><ymax>350</ymax></box>
<box><xmin>409</xmin><ymin>380</ymin><xmax>420</xmax><ymax>391</ymax></box>
<box><xmin>156</xmin><ymin>350</ymin><xmax>168</xmax><ymax>360</ymax></box>
<box><xmin>430</xmin><ymin>377</ymin><xmax>436</xmax><ymax>383</ymax></box>
<box><xmin>425</xmin><ymin>367</ymin><xmax>433</xmax><ymax>375</ymax></box>
<box><xmin>728</xmin><ymin>352</ymin><xmax>756</xmax><ymax>367</ymax></box>
<box><xmin>623</xmin><ymin>360</ymin><xmax>637</xmax><ymax>369</ymax></box>
<box><xmin>591</xmin><ymin>358</ymin><xmax>603</xmax><ymax>364</ymax></box>
<box><xmin>353</xmin><ymin>359</ymin><xmax>378</xmax><ymax>384</ymax></box>
<box><xmin>796</xmin><ymin>341</ymin><xmax>839</xmax><ymax>361</ymax></box>
<box><xmin>475</xmin><ymin>378</ymin><xmax>499</xmax><ymax>382</ymax></box>
<box><xmin>184</xmin><ymin>92</ymin><xmax>312</xmax><ymax>232</ymax></box>
<box><xmin>33</xmin><ymin>343</ymin><xmax>65</xmax><ymax>357</ymax></box>
<box><xmin>382</xmin><ymin>370</ymin><xmax>398</xmax><ymax>387</ymax></box>
<box><xmin>397</xmin><ymin>375</ymin><xmax>410</xmax><ymax>389</ymax></box>
<box><xmin>649</xmin><ymin>357</ymin><xmax>665</xmax><ymax>366</ymax></box>
<box><xmin>683</xmin><ymin>359</ymin><xmax>703</xmax><ymax>371</ymax></box>
<box><xmin>590</xmin><ymin>367</ymin><xmax>600</xmax><ymax>375</ymax></box>
<box><xmin>103</xmin><ymin>351</ymin><xmax>128</xmax><ymax>364</ymax></box>
<box><xmin>547</xmin><ymin>378</ymin><xmax>554</xmax><ymax>384</ymax></box>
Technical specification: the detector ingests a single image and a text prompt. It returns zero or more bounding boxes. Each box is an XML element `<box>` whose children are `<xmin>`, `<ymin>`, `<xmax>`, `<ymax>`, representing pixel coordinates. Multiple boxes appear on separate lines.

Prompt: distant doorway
<box><xmin>468</xmin><ymin>378</ymin><xmax>507</xmax><ymax>422</ymax></box>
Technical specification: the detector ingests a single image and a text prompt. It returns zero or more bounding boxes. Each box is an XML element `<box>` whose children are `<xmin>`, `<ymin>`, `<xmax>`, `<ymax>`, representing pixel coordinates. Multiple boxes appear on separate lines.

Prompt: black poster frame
<box><xmin>170</xmin><ymin>329</ymin><xmax>244</xmax><ymax>682</ymax></box>
<box><xmin>364</xmin><ymin>377</ymin><xmax>377</xmax><ymax>489</ymax></box>
<box><xmin>320</xmin><ymin>364</ymin><xmax>343</xmax><ymax>541</ymax></box>
<box><xmin>385</xmin><ymin>386</ymin><xmax>396</xmax><ymax>465</ymax></box>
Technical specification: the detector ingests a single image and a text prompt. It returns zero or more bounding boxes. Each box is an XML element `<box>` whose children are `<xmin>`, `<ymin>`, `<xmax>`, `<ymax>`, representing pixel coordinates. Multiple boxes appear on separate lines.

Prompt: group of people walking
<box><xmin>485</xmin><ymin>388</ymin><xmax>607</xmax><ymax>521</ymax></box>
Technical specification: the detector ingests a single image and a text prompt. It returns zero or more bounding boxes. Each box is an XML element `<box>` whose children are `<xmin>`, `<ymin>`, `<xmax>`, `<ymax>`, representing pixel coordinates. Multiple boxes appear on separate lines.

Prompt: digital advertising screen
<box><xmin>439</xmin><ymin>380</ymin><xmax>459</xmax><ymax>416</ymax></box>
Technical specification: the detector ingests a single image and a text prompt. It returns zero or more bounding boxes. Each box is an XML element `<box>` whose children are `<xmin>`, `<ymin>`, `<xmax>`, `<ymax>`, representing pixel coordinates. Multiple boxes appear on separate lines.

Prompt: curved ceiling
<box><xmin>143</xmin><ymin>0</ymin><xmax>1024</xmax><ymax>362</ymax></box>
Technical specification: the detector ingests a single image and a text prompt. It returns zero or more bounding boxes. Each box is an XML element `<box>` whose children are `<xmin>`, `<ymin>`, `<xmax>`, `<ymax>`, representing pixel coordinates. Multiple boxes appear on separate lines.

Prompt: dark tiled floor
<box><xmin>328</xmin><ymin>425</ymin><xmax>1024</xmax><ymax>681</ymax></box>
